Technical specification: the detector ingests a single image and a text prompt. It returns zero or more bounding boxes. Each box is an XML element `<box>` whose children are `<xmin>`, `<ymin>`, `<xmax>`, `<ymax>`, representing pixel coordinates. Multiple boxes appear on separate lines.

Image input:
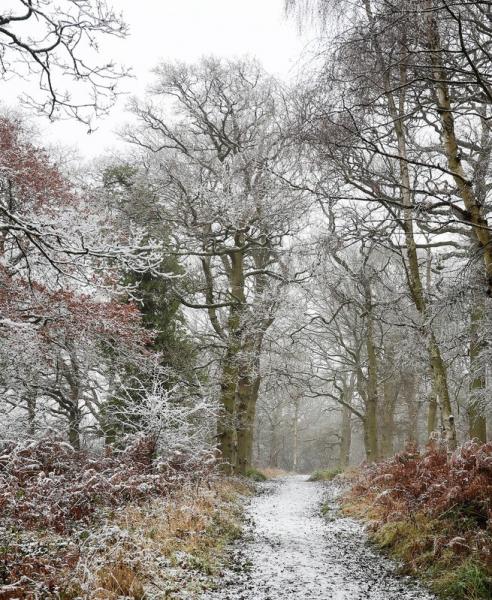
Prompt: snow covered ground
<box><xmin>202</xmin><ymin>475</ymin><xmax>436</xmax><ymax>599</ymax></box>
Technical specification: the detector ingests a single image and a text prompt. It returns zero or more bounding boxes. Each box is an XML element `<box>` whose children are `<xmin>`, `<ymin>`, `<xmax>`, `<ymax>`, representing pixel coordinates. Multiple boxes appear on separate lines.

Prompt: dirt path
<box><xmin>202</xmin><ymin>475</ymin><xmax>436</xmax><ymax>599</ymax></box>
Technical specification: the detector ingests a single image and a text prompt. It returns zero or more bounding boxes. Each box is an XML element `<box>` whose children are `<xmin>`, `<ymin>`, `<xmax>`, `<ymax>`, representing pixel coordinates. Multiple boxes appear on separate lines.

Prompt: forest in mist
<box><xmin>1</xmin><ymin>2</ymin><xmax>492</xmax><ymax>599</ymax></box>
<box><xmin>2</xmin><ymin>0</ymin><xmax>491</xmax><ymax>472</ymax></box>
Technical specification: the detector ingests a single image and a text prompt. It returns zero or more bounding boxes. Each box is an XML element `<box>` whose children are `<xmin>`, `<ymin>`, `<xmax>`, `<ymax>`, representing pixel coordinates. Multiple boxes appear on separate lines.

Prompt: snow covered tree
<box><xmin>126</xmin><ymin>57</ymin><xmax>309</xmax><ymax>473</ymax></box>
<box><xmin>0</xmin><ymin>0</ymin><xmax>128</xmax><ymax>124</ymax></box>
<box><xmin>0</xmin><ymin>116</ymin><xmax>164</xmax><ymax>446</ymax></box>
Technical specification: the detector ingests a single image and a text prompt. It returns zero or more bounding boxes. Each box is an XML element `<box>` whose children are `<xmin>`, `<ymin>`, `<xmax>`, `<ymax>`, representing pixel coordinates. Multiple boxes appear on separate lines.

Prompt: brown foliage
<box><xmin>347</xmin><ymin>442</ymin><xmax>492</xmax><ymax>567</ymax></box>
<box><xmin>0</xmin><ymin>436</ymin><xmax>217</xmax><ymax>598</ymax></box>
<box><xmin>350</xmin><ymin>442</ymin><xmax>492</xmax><ymax>526</ymax></box>
<box><xmin>0</xmin><ymin>436</ymin><xmax>214</xmax><ymax>533</ymax></box>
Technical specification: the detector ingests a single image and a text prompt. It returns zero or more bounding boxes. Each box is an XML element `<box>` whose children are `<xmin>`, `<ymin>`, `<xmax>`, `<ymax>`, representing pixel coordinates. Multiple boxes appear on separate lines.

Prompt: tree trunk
<box><xmin>68</xmin><ymin>404</ymin><xmax>81</xmax><ymax>450</ymax></box>
<box><xmin>429</xmin><ymin>332</ymin><xmax>456</xmax><ymax>449</ymax></box>
<box><xmin>339</xmin><ymin>401</ymin><xmax>352</xmax><ymax>468</ymax></box>
<box><xmin>64</xmin><ymin>351</ymin><xmax>82</xmax><ymax>451</ymax></box>
<box><xmin>217</xmin><ymin>348</ymin><xmax>238</xmax><ymax>474</ymax></box>
<box><xmin>292</xmin><ymin>395</ymin><xmax>300</xmax><ymax>472</ymax></box>
<box><xmin>269</xmin><ymin>425</ymin><xmax>279</xmax><ymax>468</ymax></box>
<box><xmin>236</xmin><ymin>349</ymin><xmax>261</xmax><ymax>475</ymax></box>
<box><xmin>217</xmin><ymin>240</ymin><xmax>246</xmax><ymax>474</ymax></box>
<box><xmin>363</xmin><ymin>3</ymin><xmax>458</xmax><ymax>450</ymax></box>
<box><xmin>427</xmin><ymin>377</ymin><xmax>438</xmax><ymax>438</ymax></box>
<box><xmin>468</xmin><ymin>404</ymin><xmax>487</xmax><ymax>443</ymax></box>
<box><xmin>238</xmin><ymin>374</ymin><xmax>261</xmax><ymax>474</ymax></box>
<box><xmin>363</xmin><ymin>419</ymin><xmax>378</xmax><ymax>463</ymax></box>
<box><xmin>425</xmin><ymin>3</ymin><xmax>492</xmax><ymax>298</ymax></box>
<box><xmin>402</xmin><ymin>372</ymin><xmax>419</xmax><ymax>446</ymax></box>
<box><xmin>468</xmin><ymin>303</ymin><xmax>487</xmax><ymax>442</ymax></box>
<box><xmin>423</xmin><ymin>9</ymin><xmax>491</xmax><ymax>441</ymax></box>
<box><xmin>364</xmin><ymin>281</ymin><xmax>379</xmax><ymax>462</ymax></box>
<box><xmin>389</xmin><ymin>73</ymin><xmax>455</xmax><ymax>448</ymax></box>
<box><xmin>380</xmin><ymin>377</ymin><xmax>398</xmax><ymax>457</ymax></box>
<box><xmin>268</xmin><ymin>399</ymin><xmax>283</xmax><ymax>467</ymax></box>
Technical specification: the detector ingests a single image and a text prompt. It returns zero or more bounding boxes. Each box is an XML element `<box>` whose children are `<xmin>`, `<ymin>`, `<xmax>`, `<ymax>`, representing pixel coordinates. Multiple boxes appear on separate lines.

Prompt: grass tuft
<box><xmin>433</xmin><ymin>560</ymin><xmax>492</xmax><ymax>600</ymax></box>
<box><xmin>95</xmin><ymin>563</ymin><xmax>145</xmax><ymax>600</ymax></box>
<box><xmin>245</xmin><ymin>467</ymin><xmax>268</xmax><ymax>481</ymax></box>
<box><xmin>308</xmin><ymin>467</ymin><xmax>342</xmax><ymax>482</ymax></box>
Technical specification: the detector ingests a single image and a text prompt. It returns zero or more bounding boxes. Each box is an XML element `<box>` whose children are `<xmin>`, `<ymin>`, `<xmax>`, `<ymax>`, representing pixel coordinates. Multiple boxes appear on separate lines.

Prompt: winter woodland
<box><xmin>1</xmin><ymin>1</ymin><xmax>492</xmax><ymax>599</ymax></box>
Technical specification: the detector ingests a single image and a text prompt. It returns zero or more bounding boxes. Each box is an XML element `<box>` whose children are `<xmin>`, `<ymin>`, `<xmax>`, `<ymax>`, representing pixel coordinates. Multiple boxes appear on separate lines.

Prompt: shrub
<box><xmin>0</xmin><ymin>435</ymin><xmax>215</xmax><ymax>534</ymax></box>
<box><xmin>349</xmin><ymin>442</ymin><xmax>492</xmax><ymax>529</ymax></box>
<box><xmin>345</xmin><ymin>441</ymin><xmax>492</xmax><ymax>600</ymax></box>
<box><xmin>0</xmin><ymin>435</ymin><xmax>221</xmax><ymax>598</ymax></box>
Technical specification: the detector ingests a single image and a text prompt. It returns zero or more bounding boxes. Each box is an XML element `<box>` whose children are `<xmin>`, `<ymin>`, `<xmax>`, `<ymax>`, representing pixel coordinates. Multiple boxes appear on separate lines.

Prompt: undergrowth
<box><xmin>245</xmin><ymin>467</ymin><xmax>268</xmax><ymax>481</ymax></box>
<box><xmin>0</xmin><ymin>436</ymin><xmax>251</xmax><ymax>599</ymax></box>
<box><xmin>309</xmin><ymin>467</ymin><xmax>342</xmax><ymax>482</ymax></box>
<box><xmin>259</xmin><ymin>467</ymin><xmax>289</xmax><ymax>478</ymax></box>
<box><xmin>74</xmin><ymin>477</ymin><xmax>251</xmax><ymax>599</ymax></box>
<box><xmin>343</xmin><ymin>441</ymin><xmax>492</xmax><ymax>600</ymax></box>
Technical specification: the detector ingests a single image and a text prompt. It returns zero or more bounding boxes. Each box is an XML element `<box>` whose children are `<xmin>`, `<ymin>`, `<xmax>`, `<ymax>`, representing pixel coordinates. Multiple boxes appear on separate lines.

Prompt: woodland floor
<box><xmin>201</xmin><ymin>475</ymin><xmax>437</xmax><ymax>600</ymax></box>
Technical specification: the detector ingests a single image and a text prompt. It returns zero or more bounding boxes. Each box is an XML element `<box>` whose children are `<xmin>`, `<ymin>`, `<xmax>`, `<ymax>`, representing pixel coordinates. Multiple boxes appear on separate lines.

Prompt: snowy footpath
<box><xmin>201</xmin><ymin>475</ymin><xmax>436</xmax><ymax>600</ymax></box>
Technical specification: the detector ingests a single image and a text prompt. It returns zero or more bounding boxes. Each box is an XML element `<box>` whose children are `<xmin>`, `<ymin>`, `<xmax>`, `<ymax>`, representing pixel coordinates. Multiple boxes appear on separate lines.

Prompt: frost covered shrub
<box><xmin>350</xmin><ymin>441</ymin><xmax>492</xmax><ymax>528</ymax></box>
<box><xmin>0</xmin><ymin>435</ymin><xmax>216</xmax><ymax>533</ymax></box>
<box><xmin>0</xmin><ymin>435</ymin><xmax>218</xmax><ymax>598</ymax></box>
<box><xmin>0</xmin><ymin>534</ymin><xmax>81</xmax><ymax>600</ymax></box>
<box><xmin>347</xmin><ymin>442</ymin><xmax>492</xmax><ymax>598</ymax></box>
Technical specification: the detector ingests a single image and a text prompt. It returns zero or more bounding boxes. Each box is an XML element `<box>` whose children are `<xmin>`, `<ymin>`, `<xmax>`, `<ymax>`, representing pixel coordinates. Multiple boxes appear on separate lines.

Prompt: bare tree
<box><xmin>0</xmin><ymin>0</ymin><xmax>128</xmax><ymax>124</ymax></box>
<box><xmin>126</xmin><ymin>57</ymin><xmax>309</xmax><ymax>474</ymax></box>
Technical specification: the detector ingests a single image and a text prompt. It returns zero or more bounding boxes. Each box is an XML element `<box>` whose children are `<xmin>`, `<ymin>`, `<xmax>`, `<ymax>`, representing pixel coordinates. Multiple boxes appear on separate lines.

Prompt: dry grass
<box><xmin>342</xmin><ymin>496</ymin><xmax>384</xmax><ymax>523</ymax></box>
<box><xmin>67</xmin><ymin>477</ymin><xmax>252</xmax><ymax>599</ymax></box>
<box><xmin>94</xmin><ymin>563</ymin><xmax>145</xmax><ymax>600</ymax></box>
<box><xmin>338</xmin><ymin>466</ymin><xmax>361</xmax><ymax>480</ymax></box>
<box><xmin>116</xmin><ymin>479</ymin><xmax>249</xmax><ymax>557</ymax></box>
<box><xmin>257</xmin><ymin>467</ymin><xmax>289</xmax><ymax>479</ymax></box>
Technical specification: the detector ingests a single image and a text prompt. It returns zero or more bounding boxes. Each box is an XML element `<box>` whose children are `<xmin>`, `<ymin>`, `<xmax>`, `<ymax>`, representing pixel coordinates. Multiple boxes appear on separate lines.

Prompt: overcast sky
<box><xmin>8</xmin><ymin>0</ymin><xmax>309</xmax><ymax>159</ymax></box>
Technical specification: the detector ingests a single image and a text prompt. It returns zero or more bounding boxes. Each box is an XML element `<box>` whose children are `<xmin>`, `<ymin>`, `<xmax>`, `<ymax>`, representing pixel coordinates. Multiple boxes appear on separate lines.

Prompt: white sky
<box><xmin>5</xmin><ymin>0</ymin><xmax>309</xmax><ymax>159</ymax></box>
